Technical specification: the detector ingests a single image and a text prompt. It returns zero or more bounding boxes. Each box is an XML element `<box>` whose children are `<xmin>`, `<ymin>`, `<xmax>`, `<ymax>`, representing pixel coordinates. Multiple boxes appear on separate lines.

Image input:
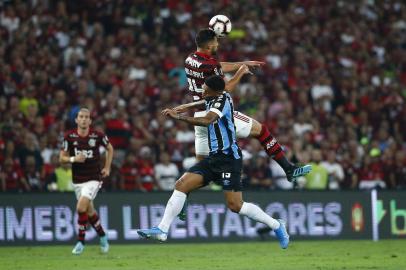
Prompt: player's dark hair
<box><xmin>76</xmin><ymin>107</ymin><xmax>91</xmax><ymax>118</ymax></box>
<box><xmin>195</xmin><ymin>29</ymin><xmax>217</xmax><ymax>48</ymax></box>
<box><xmin>205</xmin><ymin>75</ymin><xmax>225</xmax><ymax>92</ymax></box>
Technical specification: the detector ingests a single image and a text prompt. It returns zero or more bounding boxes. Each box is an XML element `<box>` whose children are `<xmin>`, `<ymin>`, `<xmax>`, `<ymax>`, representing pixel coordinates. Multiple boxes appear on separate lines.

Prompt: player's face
<box><xmin>207</xmin><ymin>37</ymin><xmax>219</xmax><ymax>55</ymax></box>
<box><xmin>202</xmin><ymin>84</ymin><xmax>214</xmax><ymax>98</ymax></box>
<box><xmin>202</xmin><ymin>84</ymin><xmax>209</xmax><ymax>98</ymax></box>
<box><xmin>76</xmin><ymin>111</ymin><xmax>91</xmax><ymax>129</ymax></box>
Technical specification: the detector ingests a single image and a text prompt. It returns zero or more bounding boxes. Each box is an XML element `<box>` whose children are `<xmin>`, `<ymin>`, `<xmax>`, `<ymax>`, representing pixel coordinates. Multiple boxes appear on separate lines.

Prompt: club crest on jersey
<box><xmin>73</xmin><ymin>141</ymin><xmax>78</xmax><ymax>146</ymax></box>
<box><xmin>214</xmin><ymin>102</ymin><xmax>221</xmax><ymax>108</ymax></box>
<box><xmin>88</xmin><ymin>138</ymin><xmax>96</xmax><ymax>147</ymax></box>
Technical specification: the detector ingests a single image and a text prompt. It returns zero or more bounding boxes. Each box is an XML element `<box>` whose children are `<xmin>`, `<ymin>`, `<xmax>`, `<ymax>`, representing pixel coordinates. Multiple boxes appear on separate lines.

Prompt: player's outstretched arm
<box><xmin>101</xmin><ymin>143</ymin><xmax>114</xmax><ymax>178</ymax></box>
<box><xmin>220</xmin><ymin>61</ymin><xmax>265</xmax><ymax>73</ymax></box>
<box><xmin>172</xmin><ymin>100</ymin><xmax>205</xmax><ymax>113</ymax></box>
<box><xmin>225</xmin><ymin>64</ymin><xmax>252</xmax><ymax>92</ymax></box>
<box><xmin>162</xmin><ymin>109</ymin><xmax>219</xmax><ymax>127</ymax></box>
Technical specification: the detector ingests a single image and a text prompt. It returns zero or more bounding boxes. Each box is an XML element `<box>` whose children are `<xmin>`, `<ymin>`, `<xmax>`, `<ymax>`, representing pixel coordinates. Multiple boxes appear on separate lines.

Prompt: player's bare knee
<box><xmin>76</xmin><ymin>205</ymin><xmax>87</xmax><ymax>213</ymax></box>
<box><xmin>249</xmin><ymin>120</ymin><xmax>262</xmax><ymax>137</ymax></box>
<box><xmin>227</xmin><ymin>200</ymin><xmax>242</xmax><ymax>213</ymax></box>
<box><xmin>175</xmin><ymin>179</ymin><xmax>187</xmax><ymax>192</ymax></box>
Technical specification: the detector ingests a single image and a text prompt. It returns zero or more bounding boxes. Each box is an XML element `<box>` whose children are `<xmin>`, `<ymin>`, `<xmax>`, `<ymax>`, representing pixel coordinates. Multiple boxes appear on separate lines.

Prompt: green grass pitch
<box><xmin>1</xmin><ymin>240</ymin><xmax>404</xmax><ymax>270</ymax></box>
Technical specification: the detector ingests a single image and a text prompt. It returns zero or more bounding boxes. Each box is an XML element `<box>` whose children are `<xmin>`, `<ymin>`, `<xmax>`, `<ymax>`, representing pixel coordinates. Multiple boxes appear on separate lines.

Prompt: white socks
<box><xmin>239</xmin><ymin>202</ymin><xmax>280</xmax><ymax>230</ymax></box>
<box><xmin>158</xmin><ymin>190</ymin><xmax>187</xmax><ymax>233</ymax></box>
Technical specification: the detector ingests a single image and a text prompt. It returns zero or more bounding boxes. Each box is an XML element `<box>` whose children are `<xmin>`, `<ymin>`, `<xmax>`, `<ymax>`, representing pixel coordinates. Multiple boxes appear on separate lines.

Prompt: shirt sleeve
<box><xmin>61</xmin><ymin>133</ymin><xmax>69</xmax><ymax>151</ymax></box>
<box><xmin>100</xmin><ymin>132</ymin><xmax>110</xmax><ymax>147</ymax></box>
<box><xmin>209</xmin><ymin>95</ymin><xmax>228</xmax><ymax>118</ymax></box>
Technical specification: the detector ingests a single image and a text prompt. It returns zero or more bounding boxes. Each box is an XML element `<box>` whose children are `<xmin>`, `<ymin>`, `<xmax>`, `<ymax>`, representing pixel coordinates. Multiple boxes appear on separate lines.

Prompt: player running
<box><xmin>60</xmin><ymin>108</ymin><xmax>114</xmax><ymax>255</ymax></box>
<box><xmin>176</xmin><ymin>29</ymin><xmax>311</xmax><ymax>219</ymax></box>
<box><xmin>137</xmin><ymin>75</ymin><xmax>290</xmax><ymax>248</ymax></box>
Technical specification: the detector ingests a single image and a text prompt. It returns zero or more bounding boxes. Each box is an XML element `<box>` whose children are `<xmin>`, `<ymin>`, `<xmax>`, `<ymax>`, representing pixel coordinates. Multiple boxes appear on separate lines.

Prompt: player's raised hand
<box><xmin>243</xmin><ymin>61</ymin><xmax>265</xmax><ymax>67</ymax></box>
<box><xmin>162</xmin><ymin>108</ymin><xmax>179</xmax><ymax>119</ymax></box>
<box><xmin>101</xmin><ymin>167</ymin><xmax>110</xmax><ymax>178</ymax></box>
<box><xmin>238</xmin><ymin>64</ymin><xmax>253</xmax><ymax>75</ymax></box>
<box><xmin>75</xmin><ymin>153</ymin><xmax>86</xmax><ymax>163</ymax></box>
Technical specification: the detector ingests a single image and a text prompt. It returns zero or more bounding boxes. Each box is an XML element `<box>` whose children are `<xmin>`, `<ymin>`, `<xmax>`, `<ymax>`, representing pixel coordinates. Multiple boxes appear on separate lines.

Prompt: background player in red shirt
<box><xmin>59</xmin><ymin>108</ymin><xmax>114</xmax><ymax>255</ymax></box>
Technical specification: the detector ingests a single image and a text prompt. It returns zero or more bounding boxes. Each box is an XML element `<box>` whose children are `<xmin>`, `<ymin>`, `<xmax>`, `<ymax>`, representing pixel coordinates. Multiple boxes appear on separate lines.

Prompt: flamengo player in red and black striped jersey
<box><xmin>175</xmin><ymin>29</ymin><xmax>312</xmax><ymax>221</ymax></box>
<box><xmin>59</xmin><ymin>108</ymin><xmax>114</xmax><ymax>255</ymax></box>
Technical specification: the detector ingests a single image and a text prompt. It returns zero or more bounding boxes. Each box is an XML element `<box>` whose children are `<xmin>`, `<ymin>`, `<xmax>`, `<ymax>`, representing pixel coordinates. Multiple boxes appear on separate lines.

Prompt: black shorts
<box><xmin>187</xmin><ymin>153</ymin><xmax>243</xmax><ymax>191</ymax></box>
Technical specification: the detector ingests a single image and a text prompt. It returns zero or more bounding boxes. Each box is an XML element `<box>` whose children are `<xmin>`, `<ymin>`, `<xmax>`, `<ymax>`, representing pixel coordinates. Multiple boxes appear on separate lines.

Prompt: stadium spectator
<box><xmin>304</xmin><ymin>149</ymin><xmax>329</xmax><ymax>190</ymax></box>
<box><xmin>23</xmin><ymin>155</ymin><xmax>42</xmax><ymax>191</ymax></box>
<box><xmin>0</xmin><ymin>157</ymin><xmax>30</xmax><ymax>192</ymax></box>
<box><xmin>387</xmin><ymin>150</ymin><xmax>406</xmax><ymax>189</ymax></box>
<box><xmin>154</xmin><ymin>152</ymin><xmax>179</xmax><ymax>191</ymax></box>
<box><xmin>246</xmin><ymin>154</ymin><xmax>273</xmax><ymax>190</ymax></box>
<box><xmin>0</xmin><ymin>0</ymin><xmax>405</xmax><ymax>192</ymax></box>
<box><xmin>320</xmin><ymin>151</ymin><xmax>345</xmax><ymax>190</ymax></box>
<box><xmin>357</xmin><ymin>152</ymin><xmax>386</xmax><ymax>190</ymax></box>
<box><xmin>120</xmin><ymin>152</ymin><xmax>142</xmax><ymax>191</ymax></box>
<box><xmin>46</xmin><ymin>157</ymin><xmax>73</xmax><ymax>192</ymax></box>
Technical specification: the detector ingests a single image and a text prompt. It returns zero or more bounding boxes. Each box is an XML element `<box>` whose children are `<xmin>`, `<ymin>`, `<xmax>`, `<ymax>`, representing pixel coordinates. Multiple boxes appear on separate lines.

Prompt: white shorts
<box><xmin>73</xmin><ymin>180</ymin><xmax>102</xmax><ymax>200</ymax></box>
<box><xmin>194</xmin><ymin>110</ymin><xmax>253</xmax><ymax>156</ymax></box>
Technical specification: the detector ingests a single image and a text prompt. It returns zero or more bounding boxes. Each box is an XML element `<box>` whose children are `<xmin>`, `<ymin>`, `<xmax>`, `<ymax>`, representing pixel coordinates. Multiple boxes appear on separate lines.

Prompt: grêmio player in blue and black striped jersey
<box><xmin>137</xmin><ymin>75</ymin><xmax>290</xmax><ymax>249</ymax></box>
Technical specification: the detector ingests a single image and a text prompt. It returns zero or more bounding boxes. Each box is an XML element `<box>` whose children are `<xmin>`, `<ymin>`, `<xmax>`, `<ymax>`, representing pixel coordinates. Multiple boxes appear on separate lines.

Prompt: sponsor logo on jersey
<box><xmin>185</xmin><ymin>56</ymin><xmax>203</xmax><ymax>68</ymax></box>
<box><xmin>266</xmin><ymin>138</ymin><xmax>277</xmax><ymax>150</ymax></box>
<box><xmin>88</xmin><ymin>139</ymin><xmax>96</xmax><ymax>147</ymax></box>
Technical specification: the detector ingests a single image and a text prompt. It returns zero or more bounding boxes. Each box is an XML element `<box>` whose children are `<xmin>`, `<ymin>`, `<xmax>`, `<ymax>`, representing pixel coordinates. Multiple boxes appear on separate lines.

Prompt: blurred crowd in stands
<box><xmin>0</xmin><ymin>0</ymin><xmax>405</xmax><ymax>192</ymax></box>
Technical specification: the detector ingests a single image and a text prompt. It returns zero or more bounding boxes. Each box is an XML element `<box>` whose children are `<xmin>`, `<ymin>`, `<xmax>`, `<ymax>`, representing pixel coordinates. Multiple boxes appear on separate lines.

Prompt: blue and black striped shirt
<box><xmin>206</xmin><ymin>92</ymin><xmax>241</xmax><ymax>159</ymax></box>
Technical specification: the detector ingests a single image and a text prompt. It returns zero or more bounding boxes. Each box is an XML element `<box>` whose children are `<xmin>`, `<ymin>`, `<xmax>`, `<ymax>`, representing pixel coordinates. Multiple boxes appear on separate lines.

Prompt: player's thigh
<box><xmin>233</xmin><ymin>111</ymin><xmax>254</xmax><ymax>138</ymax></box>
<box><xmin>223</xmin><ymin>191</ymin><xmax>243</xmax><ymax>213</ymax></box>
<box><xmin>175</xmin><ymin>172</ymin><xmax>205</xmax><ymax>193</ymax></box>
<box><xmin>194</xmin><ymin>111</ymin><xmax>210</xmax><ymax>156</ymax></box>
<box><xmin>74</xmin><ymin>181</ymin><xmax>102</xmax><ymax>205</ymax></box>
<box><xmin>77</xmin><ymin>196</ymin><xmax>91</xmax><ymax>213</ymax></box>
<box><xmin>184</xmin><ymin>157</ymin><xmax>214</xmax><ymax>192</ymax></box>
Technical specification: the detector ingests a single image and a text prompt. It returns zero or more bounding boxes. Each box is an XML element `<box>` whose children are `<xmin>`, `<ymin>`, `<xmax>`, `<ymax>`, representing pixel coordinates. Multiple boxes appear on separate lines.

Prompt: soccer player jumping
<box><xmin>137</xmin><ymin>75</ymin><xmax>290</xmax><ymax>249</ymax></box>
<box><xmin>60</xmin><ymin>108</ymin><xmax>114</xmax><ymax>255</ymax></box>
<box><xmin>175</xmin><ymin>29</ymin><xmax>312</xmax><ymax>219</ymax></box>
<box><xmin>182</xmin><ymin>29</ymin><xmax>311</xmax><ymax>182</ymax></box>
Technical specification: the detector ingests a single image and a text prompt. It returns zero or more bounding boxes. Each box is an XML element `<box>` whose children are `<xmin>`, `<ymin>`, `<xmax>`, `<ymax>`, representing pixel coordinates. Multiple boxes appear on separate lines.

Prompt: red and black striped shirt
<box><xmin>184</xmin><ymin>51</ymin><xmax>224</xmax><ymax>101</ymax></box>
<box><xmin>62</xmin><ymin>129</ymin><xmax>109</xmax><ymax>184</ymax></box>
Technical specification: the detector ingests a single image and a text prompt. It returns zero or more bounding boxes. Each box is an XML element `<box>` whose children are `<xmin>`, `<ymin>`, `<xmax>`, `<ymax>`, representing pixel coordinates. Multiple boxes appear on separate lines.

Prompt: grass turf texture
<box><xmin>1</xmin><ymin>240</ymin><xmax>404</xmax><ymax>270</ymax></box>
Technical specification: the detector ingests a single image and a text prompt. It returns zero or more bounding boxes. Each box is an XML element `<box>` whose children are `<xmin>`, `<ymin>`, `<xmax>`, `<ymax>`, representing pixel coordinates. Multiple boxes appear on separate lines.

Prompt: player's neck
<box><xmin>205</xmin><ymin>93</ymin><xmax>221</xmax><ymax>99</ymax></box>
<box><xmin>77</xmin><ymin>127</ymin><xmax>89</xmax><ymax>137</ymax></box>
<box><xmin>197</xmin><ymin>48</ymin><xmax>211</xmax><ymax>56</ymax></box>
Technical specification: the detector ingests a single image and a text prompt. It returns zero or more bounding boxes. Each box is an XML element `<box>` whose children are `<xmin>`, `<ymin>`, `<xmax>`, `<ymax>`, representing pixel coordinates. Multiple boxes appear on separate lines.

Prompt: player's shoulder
<box><xmin>211</xmin><ymin>93</ymin><xmax>228</xmax><ymax>107</ymax></box>
<box><xmin>89</xmin><ymin>129</ymin><xmax>105</xmax><ymax>138</ymax></box>
<box><xmin>64</xmin><ymin>129</ymin><xmax>78</xmax><ymax>138</ymax></box>
<box><xmin>189</xmin><ymin>51</ymin><xmax>217</xmax><ymax>64</ymax></box>
<box><xmin>215</xmin><ymin>92</ymin><xmax>228</xmax><ymax>102</ymax></box>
